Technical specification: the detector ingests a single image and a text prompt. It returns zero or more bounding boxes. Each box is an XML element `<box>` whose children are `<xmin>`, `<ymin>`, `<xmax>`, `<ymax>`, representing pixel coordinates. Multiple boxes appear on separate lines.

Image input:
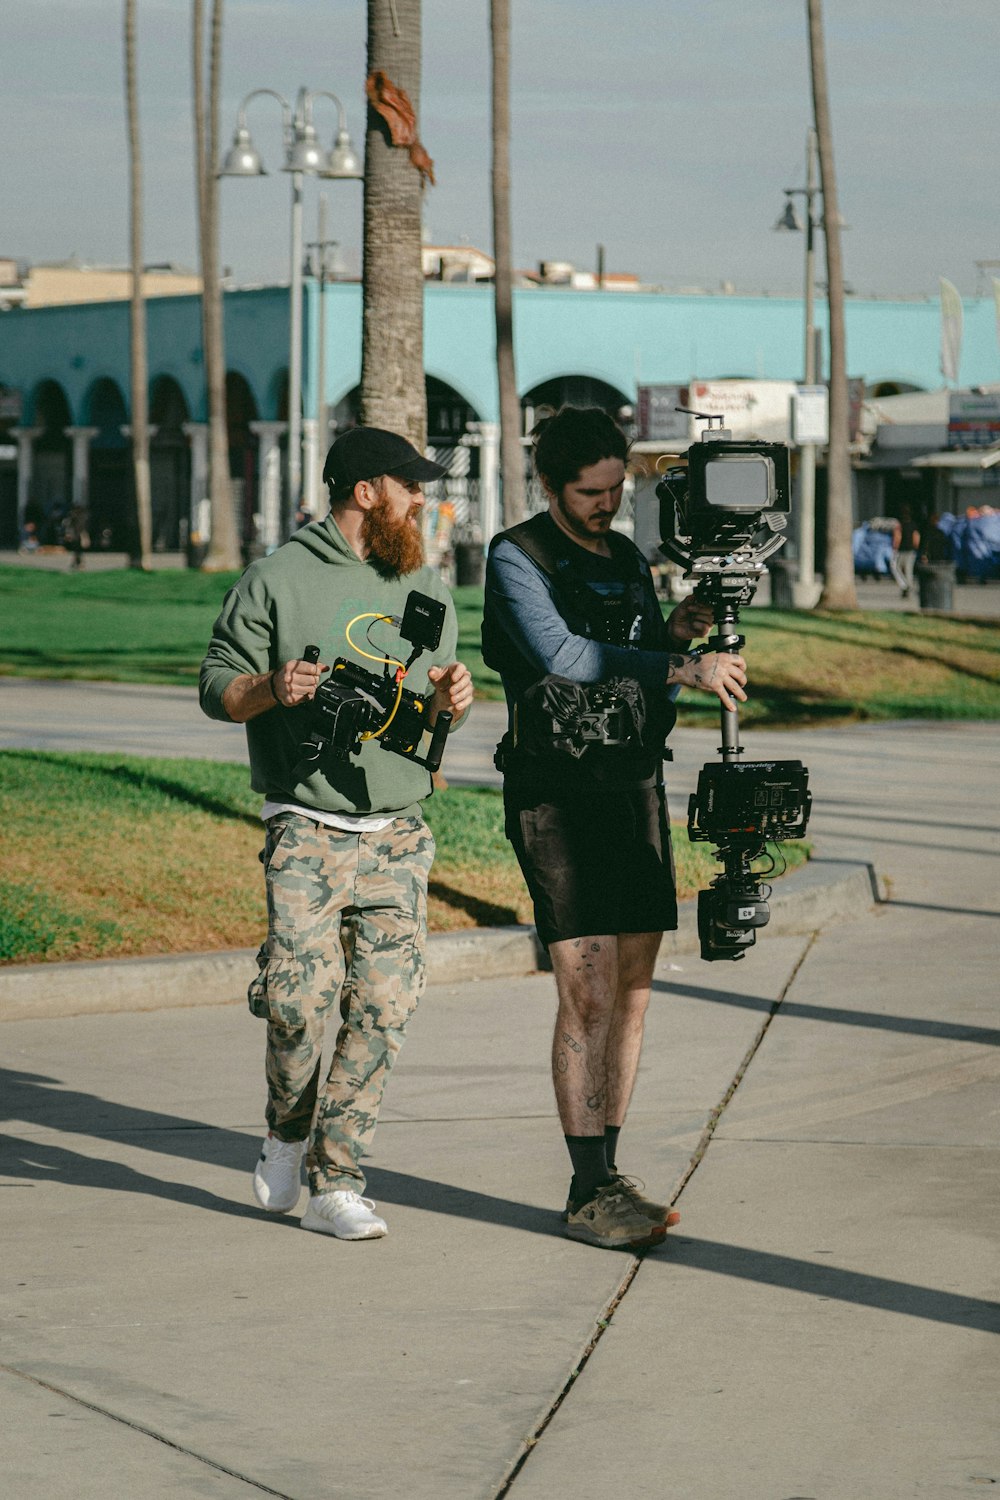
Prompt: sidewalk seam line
<box><xmin>0</xmin><ymin>1362</ymin><xmax>295</xmax><ymax>1499</ymax></box>
<box><xmin>492</xmin><ymin>930</ymin><xmax>818</xmax><ymax>1499</ymax></box>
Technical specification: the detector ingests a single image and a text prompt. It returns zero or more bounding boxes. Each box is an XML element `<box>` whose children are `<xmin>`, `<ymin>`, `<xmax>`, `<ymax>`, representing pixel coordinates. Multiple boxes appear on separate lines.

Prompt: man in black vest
<box><xmin>483</xmin><ymin>406</ymin><xmax>748</xmax><ymax>1250</ymax></box>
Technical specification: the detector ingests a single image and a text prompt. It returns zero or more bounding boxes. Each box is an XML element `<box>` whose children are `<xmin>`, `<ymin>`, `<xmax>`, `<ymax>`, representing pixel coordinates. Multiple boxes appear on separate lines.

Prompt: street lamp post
<box><xmin>220</xmin><ymin>87</ymin><xmax>361</xmax><ymax>543</ymax></box>
<box><xmin>308</xmin><ymin>194</ymin><xmax>343</xmax><ymax>509</ymax></box>
<box><xmin>775</xmin><ymin>127</ymin><xmax>824</xmax><ymax>608</ymax></box>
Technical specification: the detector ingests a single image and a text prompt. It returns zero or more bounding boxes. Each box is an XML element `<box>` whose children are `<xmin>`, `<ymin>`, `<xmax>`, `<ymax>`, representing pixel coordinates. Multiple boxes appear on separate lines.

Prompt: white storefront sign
<box><xmin>791</xmin><ymin>385</ymin><xmax>829</xmax><ymax>446</ymax></box>
<box><xmin>686</xmin><ymin>380</ymin><xmax>797</xmax><ymax>442</ymax></box>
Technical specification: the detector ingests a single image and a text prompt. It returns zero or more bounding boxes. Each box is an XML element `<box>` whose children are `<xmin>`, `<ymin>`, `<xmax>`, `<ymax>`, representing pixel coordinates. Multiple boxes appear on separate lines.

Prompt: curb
<box><xmin>0</xmin><ymin>857</ymin><xmax>880</xmax><ymax>1023</ymax></box>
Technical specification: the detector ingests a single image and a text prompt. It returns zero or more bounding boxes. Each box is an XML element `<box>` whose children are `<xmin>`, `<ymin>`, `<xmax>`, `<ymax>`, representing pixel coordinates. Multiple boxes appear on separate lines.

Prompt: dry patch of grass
<box><xmin>1</xmin><ymin>751</ymin><xmax>806</xmax><ymax>964</ymax></box>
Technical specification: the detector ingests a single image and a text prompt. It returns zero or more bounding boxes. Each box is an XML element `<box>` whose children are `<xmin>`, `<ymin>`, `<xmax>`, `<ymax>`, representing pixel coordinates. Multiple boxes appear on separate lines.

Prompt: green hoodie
<box><xmin>199</xmin><ymin>513</ymin><xmax>463</xmax><ymax>816</ymax></box>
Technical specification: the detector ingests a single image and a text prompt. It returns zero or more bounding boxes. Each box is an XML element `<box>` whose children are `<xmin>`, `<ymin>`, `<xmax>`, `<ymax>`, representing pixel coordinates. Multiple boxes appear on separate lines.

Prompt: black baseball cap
<box><xmin>322</xmin><ymin>426</ymin><xmax>448</xmax><ymax>489</ymax></box>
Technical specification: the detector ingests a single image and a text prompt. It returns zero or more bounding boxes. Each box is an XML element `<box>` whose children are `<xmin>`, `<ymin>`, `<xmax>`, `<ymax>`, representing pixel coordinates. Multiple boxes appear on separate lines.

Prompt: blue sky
<box><xmin>3</xmin><ymin>0</ymin><xmax>997</xmax><ymax>298</ymax></box>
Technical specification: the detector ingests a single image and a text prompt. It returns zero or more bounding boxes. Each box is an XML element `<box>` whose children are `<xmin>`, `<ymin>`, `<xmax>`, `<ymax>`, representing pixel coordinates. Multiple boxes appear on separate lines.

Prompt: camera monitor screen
<box><xmin>703</xmin><ymin>453</ymin><xmax>775</xmax><ymax>511</ymax></box>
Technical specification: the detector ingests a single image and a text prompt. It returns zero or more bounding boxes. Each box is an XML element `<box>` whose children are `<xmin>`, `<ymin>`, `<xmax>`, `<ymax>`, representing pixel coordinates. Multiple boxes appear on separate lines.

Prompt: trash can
<box><xmin>455</xmin><ymin>541</ymin><xmax>485</xmax><ymax>587</ymax></box>
<box><xmin>768</xmin><ymin>556</ymin><xmax>796</xmax><ymax>610</ymax></box>
<box><xmin>916</xmin><ymin>561</ymin><xmax>954</xmax><ymax>611</ymax></box>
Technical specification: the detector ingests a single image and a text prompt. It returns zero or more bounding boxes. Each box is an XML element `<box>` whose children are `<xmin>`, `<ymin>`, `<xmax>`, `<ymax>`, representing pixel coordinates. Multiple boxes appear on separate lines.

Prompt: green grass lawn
<box><xmin>1</xmin><ymin>565</ymin><xmax>998</xmax><ymax>722</ymax></box>
<box><xmin>0</xmin><ymin>750</ymin><xmax>808</xmax><ymax>965</ymax></box>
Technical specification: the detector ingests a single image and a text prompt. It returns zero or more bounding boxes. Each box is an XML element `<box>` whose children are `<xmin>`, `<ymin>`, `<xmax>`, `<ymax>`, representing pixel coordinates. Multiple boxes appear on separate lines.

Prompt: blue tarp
<box><xmin>852</xmin><ymin>525</ymin><xmax>896</xmax><ymax>575</ymax></box>
<box><xmin>952</xmin><ymin>512</ymin><xmax>1000</xmax><ymax>579</ymax></box>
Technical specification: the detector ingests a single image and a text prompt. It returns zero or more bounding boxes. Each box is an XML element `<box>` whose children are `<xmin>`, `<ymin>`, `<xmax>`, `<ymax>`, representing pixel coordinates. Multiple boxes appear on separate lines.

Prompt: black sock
<box><xmin>565</xmin><ymin>1135</ymin><xmax>610</xmax><ymax>1208</ymax></box>
<box><xmin>604</xmin><ymin>1125</ymin><xmax>621</xmax><ymax>1175</ymax></box>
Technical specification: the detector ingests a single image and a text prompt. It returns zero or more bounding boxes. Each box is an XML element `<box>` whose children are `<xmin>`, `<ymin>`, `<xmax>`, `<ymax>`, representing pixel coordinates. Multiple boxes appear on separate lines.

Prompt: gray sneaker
<box><xmin>564</xmin><ymin>1181</ymin><xmax>668</xmax><ymax>1250</ymax></box>
<box><xmin>563</xmin><ymin>1175</ymin><xmax>681</xmax><ymax>1228</ymax></box>
<box><xmin>612</xmin><ymin>1175</ymin><xmax>681</xmax><ymax>1228</ymax></box>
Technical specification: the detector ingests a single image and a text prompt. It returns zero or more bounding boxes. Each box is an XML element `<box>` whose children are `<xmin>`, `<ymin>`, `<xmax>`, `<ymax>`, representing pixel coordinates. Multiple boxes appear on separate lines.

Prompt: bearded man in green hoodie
<box><xmin>200</xmin><ymin>427</ymin><xmax>473</xmax><ymax>1241</ymax></box>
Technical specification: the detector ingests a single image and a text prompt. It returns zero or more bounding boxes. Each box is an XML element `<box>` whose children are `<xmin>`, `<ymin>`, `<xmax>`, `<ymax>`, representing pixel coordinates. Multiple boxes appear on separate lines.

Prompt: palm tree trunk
<box><xmin>808</xmin><ymin>0</ymin><xmax>857</xmax><ymax>609</ymax></box>
<box><xmin>194</xmin><ymin>0</ymin><xmax>240</xmax><ymax>570</ymax></box>
<box><xmin>360</xmin><ymin>0</ymin><xmax>427</xmax><ymax>448</ymax></box>
<box><xmin>124</xmin><ymin>0</ymin><xmax>153</xmax><ymax>569</ymax></box>
<box><xmin>491</xmin><ymin>0</ymin><xmax>524</xmax><ymax>528</ymax></box>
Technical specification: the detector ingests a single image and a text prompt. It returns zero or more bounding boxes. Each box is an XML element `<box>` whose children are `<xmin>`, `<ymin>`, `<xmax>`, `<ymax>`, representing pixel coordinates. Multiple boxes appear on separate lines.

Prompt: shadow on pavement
<box><xmin>5</xmin><ymin>1068</ymin><xmax>998</xmax><ymax>1333</ymax></box>
<box><xmin>653</xmin><ymin>981</ymin><xmax>1000</xmax><ymax>1048</ymax></box>
<box><xmin>659</xmin><ymin>1235</ymin><xmax>1000</xmax><ymax>1335</ymax></box>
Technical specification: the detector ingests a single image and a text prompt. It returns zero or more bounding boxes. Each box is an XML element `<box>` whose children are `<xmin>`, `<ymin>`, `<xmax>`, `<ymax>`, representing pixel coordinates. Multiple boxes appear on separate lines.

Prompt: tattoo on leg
<box><xmin>555</xmin><ymin>1050</ymin><xmax>568</xmax><ymax>1074</ymax></box>
<box><xmin>586</xmin><ymin>1090</ymin><xmax>605</xmax><ymax>1112</ymax></box>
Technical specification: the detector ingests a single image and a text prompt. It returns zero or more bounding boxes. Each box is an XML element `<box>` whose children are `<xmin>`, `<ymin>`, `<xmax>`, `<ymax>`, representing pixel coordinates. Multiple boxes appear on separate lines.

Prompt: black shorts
<box><xmin>504</xmin><ymin>769</ymin><xmax>678</xmax><ymax>948</ymax></box>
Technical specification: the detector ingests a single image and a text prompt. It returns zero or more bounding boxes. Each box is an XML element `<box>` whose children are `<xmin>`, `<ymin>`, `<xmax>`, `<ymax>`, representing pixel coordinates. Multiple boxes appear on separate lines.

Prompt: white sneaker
<box><xmin>252</xmin><ymin>1135</ymin><xmax>305</xmax><ymax>1213</ymax></box>
<box><xmin>301</xmin><ymin>1190</ymin><xmax>388</xmax><ymax>1240</ymax></box>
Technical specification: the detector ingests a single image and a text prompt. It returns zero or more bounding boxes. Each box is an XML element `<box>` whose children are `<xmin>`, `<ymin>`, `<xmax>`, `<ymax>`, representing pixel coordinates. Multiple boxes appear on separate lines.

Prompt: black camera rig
<box><xmin>297</xmin><ymin>590</ymin><xmax>453</xmax><ymax>776</ymax></box>
<box><xmin>656</xmin><ymin>411</ymin><xmax>812</xmax><ymax>961</ymax></box>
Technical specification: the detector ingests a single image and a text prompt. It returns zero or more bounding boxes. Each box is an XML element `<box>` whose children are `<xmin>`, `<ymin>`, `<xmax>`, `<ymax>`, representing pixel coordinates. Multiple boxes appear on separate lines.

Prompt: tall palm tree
<box><xmin>193</xmin><ymin>0</ymin><xmax>240</xmax><ymax>569</ymax></box>
<box><xmin>808</xmin><ymin>0</ymin><xmax>856</xmax><ymax>608</ymax></box>
<box><xmin>124</xmin><ymin>0</ymin><xmax>153</xmax><ymax>568</ymax></box>
<box><xmin>360</xmin><ymin>0</ymin><xmax>427</xmax><ymax>447</ymax></box>
<box><xmin>490</xmin><ymin>0</ymin><xmax>525</xmax><ymax>526</ymax></box>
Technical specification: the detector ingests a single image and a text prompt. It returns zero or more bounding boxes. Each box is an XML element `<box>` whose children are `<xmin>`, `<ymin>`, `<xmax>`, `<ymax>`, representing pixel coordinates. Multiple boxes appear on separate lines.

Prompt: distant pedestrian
<box><xmin>890</xmin><ymin>505</ymin><xmax>919</xmax><ymax>597</ymax></box>
<box><xmin>18</xmin><ymin>519</ymin><xmax>39</xmax><ymax>553</ymax></box>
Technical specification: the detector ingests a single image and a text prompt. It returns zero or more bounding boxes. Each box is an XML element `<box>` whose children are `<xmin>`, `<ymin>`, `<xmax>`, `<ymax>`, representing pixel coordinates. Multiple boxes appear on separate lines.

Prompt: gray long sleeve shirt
<box><xmin>483</xmin><ymin>521</ymin><xmax>680</xmax><ymax>732</ymax></box>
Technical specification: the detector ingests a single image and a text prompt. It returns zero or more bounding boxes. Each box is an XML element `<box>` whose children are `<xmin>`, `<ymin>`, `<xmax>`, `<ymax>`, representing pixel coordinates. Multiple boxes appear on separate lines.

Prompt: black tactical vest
<box><xmin>482</xmin><ymin>512</ymin><xmax>653</xmax><ymax>672</ymax></box>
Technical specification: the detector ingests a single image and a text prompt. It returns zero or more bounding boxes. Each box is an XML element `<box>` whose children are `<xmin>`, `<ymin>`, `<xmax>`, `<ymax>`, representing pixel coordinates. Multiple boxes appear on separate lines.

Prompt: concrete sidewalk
<box><xmin>2</xmin><ymin>723</ymin><xmax>998</xmax><ymax>1498</ymax></box>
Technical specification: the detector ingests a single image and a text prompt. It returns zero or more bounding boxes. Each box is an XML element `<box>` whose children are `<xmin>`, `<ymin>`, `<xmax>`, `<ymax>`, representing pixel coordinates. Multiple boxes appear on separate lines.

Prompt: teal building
<box><xmin>0</xmin><ymin>282</ymin><xmax>997</xmax><ymax>555</ymax></box>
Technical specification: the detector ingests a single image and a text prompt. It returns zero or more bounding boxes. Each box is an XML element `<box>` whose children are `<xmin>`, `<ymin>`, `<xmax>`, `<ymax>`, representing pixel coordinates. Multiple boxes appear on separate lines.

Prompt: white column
<box><xmin>64</xmin><ymin>427</ymin><xmax>99</xmax><ymax>511</ymax></box>
<box><xmin>475</xmin><ymin>422</ymin><xmax>501</xmax><ymax>542</ymax></box>
<box><xmin>301</xmin><ymin>417</ymin><xmax>319</xmax><ymax>516</ymax></box>
<box><xmin>182</xmin><ymin>422</ymin><xmax>210</xmax><ymax>543</ymax></box>
<box><xmin>251</xmin><ymin>421</ymin><xmax>286</xmax><ymax>551</ymax></box>
<box><xmin>12</xmin><ymin>427</ymin><xmax>41</xmax><ymax>529</ymax></box>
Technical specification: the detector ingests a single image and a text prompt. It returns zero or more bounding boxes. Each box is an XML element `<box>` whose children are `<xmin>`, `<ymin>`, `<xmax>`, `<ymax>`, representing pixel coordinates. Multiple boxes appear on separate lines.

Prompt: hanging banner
<box><xmin>939</xmin><ymin>277</ymin><xmax>964</xmax><ymax>385</ymax></box>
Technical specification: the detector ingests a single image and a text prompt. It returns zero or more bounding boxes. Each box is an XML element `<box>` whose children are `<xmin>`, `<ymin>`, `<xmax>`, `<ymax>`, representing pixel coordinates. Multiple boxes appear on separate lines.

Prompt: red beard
<box><xmin>361</xmin><ymin>494</ymin><xmax>425</xmax><ymax>577</ymax></box>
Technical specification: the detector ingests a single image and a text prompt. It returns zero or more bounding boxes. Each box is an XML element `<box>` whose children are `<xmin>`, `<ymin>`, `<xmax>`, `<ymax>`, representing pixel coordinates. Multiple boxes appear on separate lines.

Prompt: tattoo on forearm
<box><xmin>665</xmin><ymin>653</ymin><xmax>690</xmax><ymax>685</ymax></box>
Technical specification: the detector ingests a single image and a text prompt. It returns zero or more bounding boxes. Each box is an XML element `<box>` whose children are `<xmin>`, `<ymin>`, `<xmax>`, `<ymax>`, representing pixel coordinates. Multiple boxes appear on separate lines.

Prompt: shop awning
<box><xmin>910</xmin><ymin>446</ymin><xmax>1000</xmax><ymax>469</ymax></box>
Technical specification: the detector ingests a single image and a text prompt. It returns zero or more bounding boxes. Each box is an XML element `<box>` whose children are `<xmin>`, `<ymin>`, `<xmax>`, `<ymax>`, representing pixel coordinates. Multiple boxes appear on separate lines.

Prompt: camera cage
<box><xmin>656</xmin><ymin>412</ymin><xmax>792</xmax><ymax>580</ymax></box>
<box><xmin>295</xmin><ymin>590</ymin><xmax>452</xmax><ymax>776</ymax></box>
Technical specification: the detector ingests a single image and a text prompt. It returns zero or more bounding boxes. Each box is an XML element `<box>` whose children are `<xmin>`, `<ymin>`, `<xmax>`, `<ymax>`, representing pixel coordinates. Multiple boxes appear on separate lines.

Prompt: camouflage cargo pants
<box><xmin>248</xmin><ymin>811</ymin><xmax>435</xmax><ymax>1193</ymax></box>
